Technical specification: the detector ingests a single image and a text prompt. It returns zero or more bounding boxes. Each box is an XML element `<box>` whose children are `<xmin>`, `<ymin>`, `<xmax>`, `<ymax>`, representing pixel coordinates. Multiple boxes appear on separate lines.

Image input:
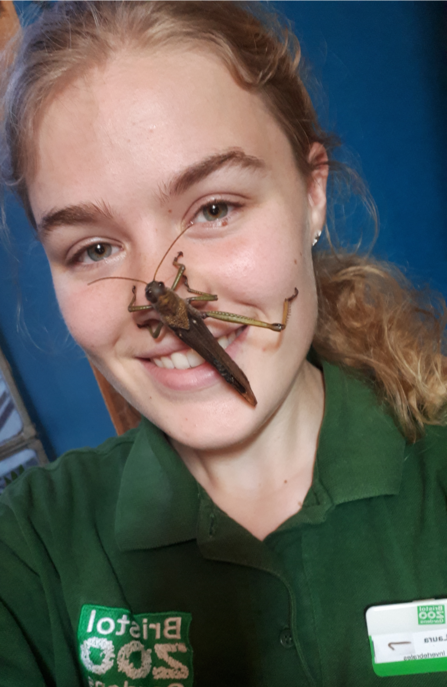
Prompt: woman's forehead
<box><xmin>30</xmin><ymin>47</ymin><xmax>298</xmax><ymax>214</ymax></box>
<box><xmin>37</xmin><ymin>47</ymin><xmax>275</xmax><ymax>153</ymax></box>
<box><xmin>35</xmin><ymin>49</ymin><xmax>292</xmax><ymax>167</ymax></box>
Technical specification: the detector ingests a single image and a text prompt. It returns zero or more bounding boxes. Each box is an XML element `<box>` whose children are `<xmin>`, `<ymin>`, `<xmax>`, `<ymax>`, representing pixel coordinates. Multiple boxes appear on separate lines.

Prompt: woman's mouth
<box><xmin>136</xmin><ymin>325</ymin><xmax>250</xmax><ymax>395</ymax></box>
<box><xmin>151</xmin><ymin>329</ymin><xmax>239</xmax><ymax>370</ymax></box>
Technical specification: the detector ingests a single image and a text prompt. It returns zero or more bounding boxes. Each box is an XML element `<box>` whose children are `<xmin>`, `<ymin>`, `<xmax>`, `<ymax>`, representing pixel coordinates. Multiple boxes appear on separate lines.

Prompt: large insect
<box><xmin>90</xmin><ymin>231</ymin><xmax>298</xmax><ymax>406</ymax></box>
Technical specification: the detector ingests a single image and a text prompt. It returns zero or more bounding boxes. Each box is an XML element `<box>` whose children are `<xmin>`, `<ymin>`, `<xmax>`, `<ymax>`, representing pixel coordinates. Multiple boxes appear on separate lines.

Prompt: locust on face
<box><xmin>89</xmin><ymin>231</ymin><xmax>298</xmax><ymax>405</ymax></box>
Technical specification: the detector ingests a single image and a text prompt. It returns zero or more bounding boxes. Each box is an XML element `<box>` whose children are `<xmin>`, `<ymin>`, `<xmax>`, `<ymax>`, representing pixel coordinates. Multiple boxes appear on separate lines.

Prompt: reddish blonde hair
<box><xmin>1</xmin><ymin>1</ymin><xmax>446</xmax><ymax>440</ymax></box>
<box><xmin>314</xmin><ymin>254</ymin><xmax>447</xmax><ymax>442</ymax></box>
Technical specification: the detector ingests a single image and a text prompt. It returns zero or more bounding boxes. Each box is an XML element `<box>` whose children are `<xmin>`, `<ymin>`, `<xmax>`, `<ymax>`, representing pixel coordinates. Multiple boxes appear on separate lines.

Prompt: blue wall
<box><xmin>1</xmin><ymin>1</ymin><xmax>446</xmax><ymax>458</ymax></box>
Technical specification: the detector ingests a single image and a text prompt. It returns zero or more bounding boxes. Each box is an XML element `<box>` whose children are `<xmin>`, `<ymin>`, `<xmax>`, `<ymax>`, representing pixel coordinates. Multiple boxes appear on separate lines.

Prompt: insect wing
<box><xmin>173</xmin><ymin>304</ymin><xmax>257</xmax><ymax>406</ymax></box>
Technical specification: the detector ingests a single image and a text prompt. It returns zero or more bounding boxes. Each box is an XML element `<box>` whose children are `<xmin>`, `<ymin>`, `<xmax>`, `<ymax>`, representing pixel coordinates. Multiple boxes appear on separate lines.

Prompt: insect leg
<box><xmin>202</xmin><ymin>288</ymin><xmax>299</xmax><ymax>332</ymax></box>
<box><xmin>128</xmin><ymin>286</ymin><xmax>153</xmax><ymax>313</ymax></box>
<box><xmin>202</xmin><ymin>311</ymin><xmax>285</xmax><ymax>331</ymax></box>
<box><xmin>127</xmin><ymin>288</ymin><xmax>164</xmax><ymax>338</ymax></box>
<box><xmin>141</xmin><ymin>321</ymin><xmax>164</xmax><ymax>339</ymax></box>
<box><xmin>281</xmin><ymin>288</ymin><xmax>299</xmax><ymax>326</ymax></box>
<box><xmin>172</xmin><ymin>252</ymin><xmax>218</xmax><ymax>303</ymax></box>
<box><xmin>183</xmin><ymin>276</ymin><xmax>218</xmax><ymax>304</ymax></box>
<box><xmin>171</xmin><ymin>252</ymin><xmax>186</xmax><ymax>290</ymax></box>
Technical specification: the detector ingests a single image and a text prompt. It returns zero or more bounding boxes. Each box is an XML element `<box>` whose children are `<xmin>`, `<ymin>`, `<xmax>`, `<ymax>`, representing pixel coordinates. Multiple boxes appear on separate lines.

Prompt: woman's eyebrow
<box><xmin>161</xmin><ymin>148</ymin><xmax>266</xmax><ymax>200</ymax></box>
<box><xmin>37</xmin><ymin>150</ymin><xmax>265</xmax><ymax>236</ymax></box>
<box><xmin>37</xmin><ymin>201</ymin><xmax>114</xmax><ymax>237</ymax></box>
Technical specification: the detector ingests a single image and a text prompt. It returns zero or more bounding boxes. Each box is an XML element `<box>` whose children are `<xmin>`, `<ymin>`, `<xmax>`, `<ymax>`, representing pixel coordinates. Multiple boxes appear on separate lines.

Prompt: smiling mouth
<box><xmin>151</xmin><ymin>329</ymin><xmax>240</xmax><ymax>370</ymax></box>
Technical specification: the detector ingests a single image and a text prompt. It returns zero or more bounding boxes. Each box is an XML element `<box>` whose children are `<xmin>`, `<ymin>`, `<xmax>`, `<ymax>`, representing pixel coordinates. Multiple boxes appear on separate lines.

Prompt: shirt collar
<box><xmin>315</xmin><ymin>361</ymin><xmax>405</xmax><ymax>505</ymax></box>
<box><xmin>115</xmin><ymin>420</ymin><xmax>199</xmax><ymax>551</ymax></box>
<box><xmin>115</xmin><ymin>360</ymin><xmax>406</xmax><ymax>551</ymax></box>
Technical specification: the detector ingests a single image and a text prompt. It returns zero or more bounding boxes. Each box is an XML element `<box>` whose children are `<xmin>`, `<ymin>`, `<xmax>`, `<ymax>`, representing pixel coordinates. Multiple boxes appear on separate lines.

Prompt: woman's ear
<box><xmin>307</xmin><ymin>143</ymin><xmax>329</xmax><ymax>243</ymax></box>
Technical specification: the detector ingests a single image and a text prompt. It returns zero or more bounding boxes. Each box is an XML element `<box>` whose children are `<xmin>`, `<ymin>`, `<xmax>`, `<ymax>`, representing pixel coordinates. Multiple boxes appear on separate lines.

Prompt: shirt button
<box><xmin>279</xmin><ymin>627</ymin><xmax>294</xmax><ymax>648</ymax></box>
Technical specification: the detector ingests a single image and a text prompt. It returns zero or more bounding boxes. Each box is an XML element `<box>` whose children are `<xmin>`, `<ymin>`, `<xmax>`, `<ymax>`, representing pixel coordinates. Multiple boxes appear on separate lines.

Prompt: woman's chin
<box><xmin>132</xmin><ymin>372</ymin><xmax>265</xmax><ymax>452</ymax></box>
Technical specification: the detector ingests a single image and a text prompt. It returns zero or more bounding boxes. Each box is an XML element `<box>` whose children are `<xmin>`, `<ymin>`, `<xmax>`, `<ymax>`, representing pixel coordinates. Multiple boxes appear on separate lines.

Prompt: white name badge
<box><xmin>366</xmin><ymin>599</ymin><xmax>447</xmax><ymax>677</ymax></box>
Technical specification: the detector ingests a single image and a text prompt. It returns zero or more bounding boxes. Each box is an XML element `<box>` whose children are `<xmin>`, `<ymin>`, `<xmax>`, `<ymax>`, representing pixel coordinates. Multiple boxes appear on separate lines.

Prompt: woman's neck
<box><xmin>172</xmin><ymin>362</ymin><xmax>325</xmax><ymax>540</ymax></box>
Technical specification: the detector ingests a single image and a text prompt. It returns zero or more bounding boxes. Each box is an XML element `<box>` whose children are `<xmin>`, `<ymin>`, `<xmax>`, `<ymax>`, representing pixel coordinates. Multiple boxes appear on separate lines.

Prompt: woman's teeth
<box><xmin>152</xmin><ymin>330</ymin><xmax>238</xmax><ymax>370</ymax></box>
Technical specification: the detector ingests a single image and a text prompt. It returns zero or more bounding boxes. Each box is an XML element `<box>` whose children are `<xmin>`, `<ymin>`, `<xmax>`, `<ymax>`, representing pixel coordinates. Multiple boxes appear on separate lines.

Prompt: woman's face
<box><xmin>29</xmin><ymin>48</ymin><xmax>327</xmax><ymax>450</ymax></box>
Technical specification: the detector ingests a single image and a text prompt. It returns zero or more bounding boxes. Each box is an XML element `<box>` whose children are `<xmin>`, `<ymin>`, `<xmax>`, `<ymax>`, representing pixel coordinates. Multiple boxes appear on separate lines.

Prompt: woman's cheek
<box><xmin>200</xmin><ymin>236</ymin><xmax>298</xmax><ymax>306</ymax></box>
<box><xmin>53</xmin><ymin>281</ymin><xmax>123</xmax><ymax>352</ymax></box>
<box><xmin>225</xmin><ymin>249</ymin><xmax>306</xmax><ymax>312</ymax></box>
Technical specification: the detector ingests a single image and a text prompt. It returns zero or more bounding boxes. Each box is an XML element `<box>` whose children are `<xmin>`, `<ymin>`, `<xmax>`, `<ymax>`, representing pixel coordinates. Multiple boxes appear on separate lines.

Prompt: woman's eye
<box><xmin>79</xmin><ymin>242</ymin><xmax>115</xmax><ymax>263</ymax></box>
<box><xmin>196</xmin><ymin>201</ymin><xmax>230</xmax><ymax>223</ymax></box>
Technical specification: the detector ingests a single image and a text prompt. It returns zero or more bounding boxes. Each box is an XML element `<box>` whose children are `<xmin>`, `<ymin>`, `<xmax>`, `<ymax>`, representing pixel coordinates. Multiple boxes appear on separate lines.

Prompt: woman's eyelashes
<box><xmin>190</xmin><ymin>200</ymin><xmax>241</xmax><ymax>226</ymax></box>
<box><xmin>70</xmin><ymin>241</ymin><xmax>121</xmax><ymax>265</ymax></box>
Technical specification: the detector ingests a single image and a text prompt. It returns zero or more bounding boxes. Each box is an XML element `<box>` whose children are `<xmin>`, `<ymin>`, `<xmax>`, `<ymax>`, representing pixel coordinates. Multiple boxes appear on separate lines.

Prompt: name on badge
<box><xmin>366</xmin><ymin>599</ymin><xmax>447</xmax><ymax>677</ymax></box>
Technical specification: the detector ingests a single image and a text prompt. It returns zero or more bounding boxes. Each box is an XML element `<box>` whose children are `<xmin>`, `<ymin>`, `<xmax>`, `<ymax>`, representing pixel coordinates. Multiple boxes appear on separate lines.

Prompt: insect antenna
<box><xmin>88</xmin><ymin>276</ymin><xmax>148</xmax><ymax>286</ymax></box>
<box><xmin>153</xmin><ymin>225</ymin><xmax>190</xmax><ymax>280</ymax></box>
<box><xmin>88</xmin><ymin>225</ymin><xmax>190</xmax><ymax>286</ymax></box>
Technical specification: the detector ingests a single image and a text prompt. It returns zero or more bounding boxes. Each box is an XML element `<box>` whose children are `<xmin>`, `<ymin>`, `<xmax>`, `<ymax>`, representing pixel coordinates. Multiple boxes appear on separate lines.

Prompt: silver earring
<box><xmin>312</xmin><ymin>231</ymin><xmax>322</xmax><ymax>247</ymax></box>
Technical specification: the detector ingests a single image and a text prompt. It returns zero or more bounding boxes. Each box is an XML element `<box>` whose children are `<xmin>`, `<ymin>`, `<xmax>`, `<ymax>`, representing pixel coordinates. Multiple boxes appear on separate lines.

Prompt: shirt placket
<box><xmin>196</xmin><ymin>492</ymin><xmax>317</xmax><ymax>687</ymax></box>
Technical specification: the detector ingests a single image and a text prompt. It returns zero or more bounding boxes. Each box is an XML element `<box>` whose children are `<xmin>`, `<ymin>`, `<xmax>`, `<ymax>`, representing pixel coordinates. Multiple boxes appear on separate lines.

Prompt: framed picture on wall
<box><xmin>0</xmin><ymin>348</ymin><xmax>48</xmax><ymax>493</ymax></box>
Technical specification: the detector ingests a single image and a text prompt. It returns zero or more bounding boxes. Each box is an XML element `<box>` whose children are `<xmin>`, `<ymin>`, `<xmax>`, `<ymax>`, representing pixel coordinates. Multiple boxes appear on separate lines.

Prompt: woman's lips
<box><xmin>152</xmin><ymin>329</ymin><xmax>238</xmax><ymax>370</ymax></box>
<box><xmin>136</xmin><ymin>326</ymin><xmax>246</xmax><ymax>392</ymax></box>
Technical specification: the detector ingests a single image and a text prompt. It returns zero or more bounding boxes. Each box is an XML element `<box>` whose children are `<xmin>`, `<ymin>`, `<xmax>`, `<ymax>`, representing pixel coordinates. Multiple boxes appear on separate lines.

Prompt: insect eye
<box><xmin>86</xmin><ymin>243</ymin><xmax>112</xmax><ymax>261</ymax></box>
<box><xmin>157</xmin><ymin>281</ymin><xmax>164</xmax><ymax>288</ymax></box>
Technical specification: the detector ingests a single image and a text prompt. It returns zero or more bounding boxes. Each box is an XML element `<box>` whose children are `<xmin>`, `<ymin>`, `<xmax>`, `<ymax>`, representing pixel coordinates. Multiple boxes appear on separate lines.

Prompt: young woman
<box><xmin>1</xmin><ymin>2</ymin><xmax>446</xmax><ymax>686</ymax></box>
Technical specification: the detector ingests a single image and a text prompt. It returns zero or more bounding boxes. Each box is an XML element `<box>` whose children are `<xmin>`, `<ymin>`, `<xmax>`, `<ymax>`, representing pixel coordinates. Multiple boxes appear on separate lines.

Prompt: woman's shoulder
<box><xmin>412</xmin><ymin>423</ymin><xmax>447</xmax><ymax>469</ymax></box>
<box><xmin>0</xmin><ymin>423</ymin><xmax>144</xmax><ymax>524</ymax></box>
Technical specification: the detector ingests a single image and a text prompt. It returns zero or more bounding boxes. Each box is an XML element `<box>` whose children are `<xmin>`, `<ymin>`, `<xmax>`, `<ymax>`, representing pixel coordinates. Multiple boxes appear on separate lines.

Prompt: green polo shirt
<box><xmin>1</xmin><ymin>360</ymin><xmax>447</xmax><ymax>686</ymax></box>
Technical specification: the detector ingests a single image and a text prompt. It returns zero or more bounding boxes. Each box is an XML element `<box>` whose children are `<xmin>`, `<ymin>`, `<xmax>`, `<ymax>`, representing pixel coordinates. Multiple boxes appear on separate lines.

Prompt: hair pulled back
<box><xmin>1</xmin><ymin>0</ymin><xmax>446</xmax><ymax>441</ymax></box>
<box><xmin>1</xmin><ymin>0</ymin><xmax>333</xmax><ymax>224</ymax></box>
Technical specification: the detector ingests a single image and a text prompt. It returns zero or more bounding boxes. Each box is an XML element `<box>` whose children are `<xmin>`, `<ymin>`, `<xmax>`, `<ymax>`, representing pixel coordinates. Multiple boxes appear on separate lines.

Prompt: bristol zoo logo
<box><xmin>77</xmin><ymin>605</ymin><xmax>193</xmax><ymax>687</ymax></box>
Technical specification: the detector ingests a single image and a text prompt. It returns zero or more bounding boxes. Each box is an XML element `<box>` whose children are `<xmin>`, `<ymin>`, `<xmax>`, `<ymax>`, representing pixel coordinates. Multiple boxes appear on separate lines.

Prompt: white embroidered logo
<box><xmin>77</xmin><ymin>605</ymin><xmax>193</xmax><ymax>687</ymax></box>
<box><xmin>80</xmin><ymin>637</ymin><xmax>116</xmax><ymax>675</ymax></box>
